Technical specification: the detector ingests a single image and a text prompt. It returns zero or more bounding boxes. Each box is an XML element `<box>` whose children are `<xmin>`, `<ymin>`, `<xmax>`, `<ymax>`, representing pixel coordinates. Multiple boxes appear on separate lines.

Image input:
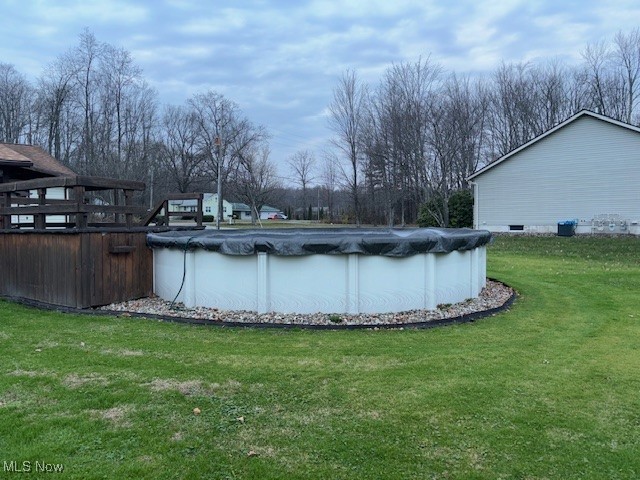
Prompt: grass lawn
<box><xmin>1</xmin><ymin>235</ymin><xmax>639</xmax><ymax>479</ymax></box>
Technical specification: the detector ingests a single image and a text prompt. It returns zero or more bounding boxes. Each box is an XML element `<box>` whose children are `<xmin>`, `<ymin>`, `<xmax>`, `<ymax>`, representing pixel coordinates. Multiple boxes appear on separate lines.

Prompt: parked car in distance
<box><xmin>268</xmin><ymin>213</ymin><xmax>287</xmax><ymax>220</ymax></box>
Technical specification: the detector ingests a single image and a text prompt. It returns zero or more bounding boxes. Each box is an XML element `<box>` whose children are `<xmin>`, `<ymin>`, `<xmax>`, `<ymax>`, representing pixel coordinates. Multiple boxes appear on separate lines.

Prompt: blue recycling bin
<box><xmin>557</xmin><ymin>220</ymin><xmax>577</xmax><ymax>237</ymax></box>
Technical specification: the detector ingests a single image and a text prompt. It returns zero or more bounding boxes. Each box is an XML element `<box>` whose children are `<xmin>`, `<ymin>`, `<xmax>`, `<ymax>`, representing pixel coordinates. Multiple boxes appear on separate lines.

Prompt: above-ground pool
<box><xmin>147</xmin><ymin>228</ymin><xmax>491</xmax><ymax>314</ymax></box>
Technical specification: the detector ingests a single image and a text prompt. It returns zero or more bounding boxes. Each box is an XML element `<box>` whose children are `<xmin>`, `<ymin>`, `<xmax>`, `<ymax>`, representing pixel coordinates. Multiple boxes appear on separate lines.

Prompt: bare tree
<box><xmin>487</xmin><ymin>62</ymin><xmax>538</xmax><ymax>156</ymax></box>
<box><xmin>101</xmin><ymin>44</ymin><xmax>142</xmax><ymax>173</ymax></box>
<box><xmin>158</xmin><ymin>105</ymin><xmax>205</xmax><ymax>192</ymax></box>
<box><xmin>120</xmin><ymin>80</ymin><xmax>158</xmax><ymax>183</ymax></box>
<box><xmin>0</xmin><ymin>63</ymin><xmax>32</xmax><ymax>143</ymax></box>
<box><xmin>287</xmin><ymin>149</ymin><xmax>316</xmax><ymax>218</ymax></box>
<box><xmin>442</xmin><ymin>74</ymin><xmax>490</xmax><ymax>190</ymax></box>
<box><xmin>27</xmin><ymin>30</ymin><xmax>158</xmax><ymax>186</ymax></box>
<box><xmin>34</xmin><ymin>53</ymin><xmax>79</xmax><ymax>162</ymax></box>
<box><xmin>582</xmin><ymin>41</ymin><xmax>610</xmax><ymax>115</ymax></box>
<box><xmin>328</xmin><ymin>69</ymin><xmax>367</xmax><ymax>225</ymax></box>
<box><xmin>70</xmin><ymin>29</ymin><xmax>105</xmax><ymax>174</ymax></box>
<box><xmin>361</xmin><ymin>58</ymin><xmax>440</xmax><ymax>225</ymax></box>
<box><xmin>234</xmin><ymin>145</ymin><xmax>281</xmax><ymax>224</ymax></box>
<box><xmin>531</xmin><ymin>60</ymin><xmax>575</xmax><ymax>132</ymax></box>
<box><xmin>189</xmin><ymin>90</ymin><xmax>266</xmax><ymax>226</ymax></box>
<box><xmin>580</xmin><ymin>40</ymin><xmax>628</xmax><ymax>120</ymax></box>
<box><xmin>320</xmin><ymin>152</ymin><xmax>339</xmax><ymax>221</ymax></box>
<box><xmin>613</xmin><ymin>28</ymin><xmax>640</xmax><ymax>123</ymax></box>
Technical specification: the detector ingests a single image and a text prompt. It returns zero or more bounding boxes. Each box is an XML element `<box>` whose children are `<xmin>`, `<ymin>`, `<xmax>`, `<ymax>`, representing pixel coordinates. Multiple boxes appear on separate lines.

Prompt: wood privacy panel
<box><xmin>0</xmin><ymin>232</ymin><xmax>152</xmax><ymax>308</ymax></box>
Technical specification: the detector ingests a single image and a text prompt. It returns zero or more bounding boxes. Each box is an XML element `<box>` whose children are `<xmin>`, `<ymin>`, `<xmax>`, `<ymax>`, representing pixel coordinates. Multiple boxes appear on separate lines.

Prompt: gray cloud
<box><xmin>1</xmin><ymin>0</ymin><xmax>639</xmax><ymax>178</ymax></box>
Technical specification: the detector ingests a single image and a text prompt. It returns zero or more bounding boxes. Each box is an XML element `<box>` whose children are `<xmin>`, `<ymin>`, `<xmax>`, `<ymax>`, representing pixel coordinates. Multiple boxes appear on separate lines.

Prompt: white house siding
<box><xmin>473</xmin><ymin>115</ymin><xmax>640</xmax><ymax>232</ymax></box>
<box><xmin>12</xmin><ymin>186</ymin><xmax>67</xmax><ymax>226</ymax></box>
<box><xmin>202</xmin><ymin>195</ymin><xmax>232</xmax><ymax>219</ymax></box>
<box><xmin>169</xmin><ymin>194</ymin><xmax>232</xmax><ymax>220</ymax></box>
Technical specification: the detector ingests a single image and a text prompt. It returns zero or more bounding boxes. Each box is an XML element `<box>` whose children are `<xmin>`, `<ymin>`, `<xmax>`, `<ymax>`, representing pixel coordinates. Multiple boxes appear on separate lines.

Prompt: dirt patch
<box><xmin>146</xmin><ymin>378</ymin><xmax>241</xmax><ymax>396</ymax></box>
<box><xmin>146</xmin><ymin>379</ymin><xmax>212</xmax><ymax>396</ymax></box>
<box><xmin>63</xmin><ymin>373</ymin><xmax>109</xmax><ymax>389</ymax></box>
<box><xmin>8</xmin><ymin>369</ymin><xmax>52</xmax><ymax>378</ymax></box>
<box><xmin>89</xmin><ymin>405</ymin><xmax>134</xmax><ymax>427</ymax></box>
<box><xmin>0</xmin><ymin>388</ymin><xmax>25</xmax><ymax>408</ymax></box>
<box><xmin>101</xmin><ymin>348</ymin><xmax>145</xmax><ymax>357</ymax></box>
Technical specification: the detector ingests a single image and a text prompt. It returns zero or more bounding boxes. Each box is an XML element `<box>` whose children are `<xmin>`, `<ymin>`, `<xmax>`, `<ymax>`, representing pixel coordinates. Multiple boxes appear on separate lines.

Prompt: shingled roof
<box><xmin>0</xmin><ymin>143</ymin><xmax>75</xmax><ymax>177</ymax></box>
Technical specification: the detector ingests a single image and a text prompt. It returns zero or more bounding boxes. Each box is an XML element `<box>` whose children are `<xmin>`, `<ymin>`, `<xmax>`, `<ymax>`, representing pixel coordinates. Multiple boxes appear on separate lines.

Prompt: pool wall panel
<box><xmin>153</xmin><ymin>246</ymin><xmax>487</xmax><ymax>314</ymax></box>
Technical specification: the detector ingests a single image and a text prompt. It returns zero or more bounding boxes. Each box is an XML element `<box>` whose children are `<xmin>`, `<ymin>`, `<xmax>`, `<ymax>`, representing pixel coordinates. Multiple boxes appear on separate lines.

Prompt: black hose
<box><xmin>170</xmin><ymin>236</ymin><xmax>197</xmax><ymax>310</ymax></box>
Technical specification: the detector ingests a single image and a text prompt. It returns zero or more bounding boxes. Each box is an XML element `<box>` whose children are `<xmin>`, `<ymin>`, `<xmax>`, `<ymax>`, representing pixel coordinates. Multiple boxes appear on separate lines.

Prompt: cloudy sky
<box><xmin>1</xmin><ymin>0</ymin><xmax>639</xmax><ymax>180</ymax></box>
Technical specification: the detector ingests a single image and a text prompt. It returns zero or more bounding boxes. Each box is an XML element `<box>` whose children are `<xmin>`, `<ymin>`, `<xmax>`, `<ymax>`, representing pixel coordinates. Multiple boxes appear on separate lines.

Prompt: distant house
<box><xmin>169</xmin><ymin>193</ymin><xmax>232</xmax><ymax>220</ymax></box>
<box><xmin>0</xmin><ymin>143</ymin><xmax>75</xmax><ymax>225</ymax></box>
<box><xmin>231</xmin><ymin>202</ymin><xmax>286</xmax><ymax>220</ymax></box>
<box><xmin>468</xmin><ymin>110</ymin><xmax>640</xmax><ymax>235</ymax></box>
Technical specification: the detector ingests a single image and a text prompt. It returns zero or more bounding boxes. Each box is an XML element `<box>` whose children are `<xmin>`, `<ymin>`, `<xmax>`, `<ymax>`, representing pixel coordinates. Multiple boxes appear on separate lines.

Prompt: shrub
<box><xmin>417</xmin><ymin>196</ymin><xmax>444</xmax><ymax>227</ymax></box>
<box><xmin>417</xmin><ymin>190</ymin><xmax>473</xmax><ymax>228</ymax></box>
<box><xmin>202</xmin><ymin>215</ymin><xmax>214</xmax><ymax>223</ymax></box>
<box><xmin>448</xmin><ymin>190</ymin><xmax>473</xmax><ymax>228</ymax></box>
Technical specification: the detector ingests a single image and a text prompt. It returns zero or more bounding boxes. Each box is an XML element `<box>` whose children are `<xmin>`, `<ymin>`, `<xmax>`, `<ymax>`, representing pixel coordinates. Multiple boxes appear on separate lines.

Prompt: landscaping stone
<box><xmin>99</xmin><ymin>280</ymin><xmax>514</xmax><ymax>327</ymax></box>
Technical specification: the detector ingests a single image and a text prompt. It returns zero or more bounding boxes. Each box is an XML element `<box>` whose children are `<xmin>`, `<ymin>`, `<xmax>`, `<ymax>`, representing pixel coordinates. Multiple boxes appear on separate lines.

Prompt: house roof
<box><xmin>260</xmin><ymin>205</ymin><xmax>280</xmax><ymax>213</ymax></box>
<box><xmin>468</xmin><ymin>110</ymin><xmax>640</xmax><ymax>181</ymax></box>
<box><xmin>0</xmin><ymin>143</ymin><xmax>75</xmax><ymax>177</ymax></box>
<box><xmin>170</xmin><ymin>199</ymin><xmax>199</xmax><ymax>207</ymax></box>
<box><xmin>170</xmin><ymin>193</ymin><xmax>221</xmax><ymax>207</ymax></box>
<box><xmin>231</xmin><ymin>202</ymin><xmax>281</xmax><ymax>213</ymax></box>
<box><xmin>232</xmin><ymin>202</ymin><xmax>250</xmax><ymax>211</ymax></box>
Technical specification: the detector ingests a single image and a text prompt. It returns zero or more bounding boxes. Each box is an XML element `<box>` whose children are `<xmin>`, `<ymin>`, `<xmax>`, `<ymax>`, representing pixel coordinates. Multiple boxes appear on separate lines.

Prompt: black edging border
<box><xmin>1</xmin><ymin>279</ymin><xmax>517</xmax><ymax>331</ymax></box>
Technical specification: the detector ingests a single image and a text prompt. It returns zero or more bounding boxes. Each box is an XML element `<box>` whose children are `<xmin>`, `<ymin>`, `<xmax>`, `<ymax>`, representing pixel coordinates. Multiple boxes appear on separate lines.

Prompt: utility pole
<box><xmin>215</xmin><ymin>136</ymin><xmax>223</xmax><ymax>230</ymax></box>
<box><xmin>149</xmin><ymin>166</ymin><xmax>154</xmax><ymax>209</ymax></box>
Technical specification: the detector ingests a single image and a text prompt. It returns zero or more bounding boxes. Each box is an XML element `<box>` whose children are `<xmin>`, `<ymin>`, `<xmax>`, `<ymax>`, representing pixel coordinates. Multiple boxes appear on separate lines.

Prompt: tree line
<box><xmin>326</xmin><ymin>29</ymin><xmax>640</xmax><ymax>226</ymax></box>
<box><xmin>0</xmin><ymin>30</ymin><xmax>277</xmax><ymax>223</ymax></box>
<box><xmin>1</xmin><ymin>29</ymin><xmax>639</xmax><ymax>226</ymax></box>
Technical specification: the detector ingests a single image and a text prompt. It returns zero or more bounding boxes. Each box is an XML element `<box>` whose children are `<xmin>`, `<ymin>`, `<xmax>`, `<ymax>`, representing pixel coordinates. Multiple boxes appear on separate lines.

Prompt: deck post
<box><xmin>73</xmin><ymin>186</ymin><xmax>87</xmax><ymax>228</ymax></box>
<box><xmin>124</xmin><ymin>189</ymin><xmax>133</xmax><ymax>228</ymax></box>
<box><xmin>34</xmin><ymin>187</ymin><xmax>46</xmax><ymax>229</ymax></box>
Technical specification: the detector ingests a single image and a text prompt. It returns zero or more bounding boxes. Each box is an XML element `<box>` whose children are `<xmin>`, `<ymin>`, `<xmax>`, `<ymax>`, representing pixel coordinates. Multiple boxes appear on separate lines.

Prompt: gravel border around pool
<box><xmin>2</xmin><ymin>279</ymin><xmax>515</xmax><ymax>330</ymax></box>
<box><xmin>94</xmin><ymin>279</ymin><xmax>515</xmax><ymax>329</ymax></box>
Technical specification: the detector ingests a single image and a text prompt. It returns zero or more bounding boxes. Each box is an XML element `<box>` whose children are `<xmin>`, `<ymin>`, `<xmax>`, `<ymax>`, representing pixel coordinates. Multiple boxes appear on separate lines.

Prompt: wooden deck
<box><xmin>0</xmin><ymin>230</ymin><xmax>152</xmax><ymax>308</ymax></box>
<box><xmin>0</xmin><ymin>176</ymin><xmax>205</xmax><ymax>309</ymax></box>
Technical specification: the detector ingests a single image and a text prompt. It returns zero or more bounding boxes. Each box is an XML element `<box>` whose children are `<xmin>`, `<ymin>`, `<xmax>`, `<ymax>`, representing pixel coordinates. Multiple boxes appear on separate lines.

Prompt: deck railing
<box><xmin>0</xmin><ymin>176</ymin><xmax>204</xmax><ymax>230</ymax></box>
<box><xmin>142</xmin><ymin>193</ymin><xmax>203</xmax><ymax>227</ymax></box>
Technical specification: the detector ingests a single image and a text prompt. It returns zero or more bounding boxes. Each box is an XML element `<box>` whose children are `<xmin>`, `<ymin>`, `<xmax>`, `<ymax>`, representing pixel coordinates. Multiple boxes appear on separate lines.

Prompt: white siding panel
<box><xmin>475</xmin><ymin>116</ymin><xmax>640</xmax><ymax>228</ymax></box>
<box><xmin>12</xmin><ymin>187</ymin><xmax>68</xmax><ymax>226</ymax></box>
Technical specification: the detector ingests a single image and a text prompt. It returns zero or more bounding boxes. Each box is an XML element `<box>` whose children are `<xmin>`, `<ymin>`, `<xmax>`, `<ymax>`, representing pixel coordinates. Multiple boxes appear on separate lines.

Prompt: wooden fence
<box><xmin>0</xmin><ymin>230</ymin><xmax>152</xmax><ymax>308</ymax></box>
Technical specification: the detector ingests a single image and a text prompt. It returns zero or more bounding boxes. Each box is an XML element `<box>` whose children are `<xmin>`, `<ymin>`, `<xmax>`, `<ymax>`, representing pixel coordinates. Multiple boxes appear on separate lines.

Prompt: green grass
<box><xmin>1</xmin><ymin>235</ymin><xmax>639</xmax><ymax>479</ymax></box>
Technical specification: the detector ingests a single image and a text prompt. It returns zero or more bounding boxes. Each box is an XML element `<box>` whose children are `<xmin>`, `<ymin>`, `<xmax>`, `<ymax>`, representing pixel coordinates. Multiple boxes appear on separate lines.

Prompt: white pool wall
<box><xmin>153</xmin><ymin>247</ymin><xmax>487</xmax><ymax>314</ymax></box>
